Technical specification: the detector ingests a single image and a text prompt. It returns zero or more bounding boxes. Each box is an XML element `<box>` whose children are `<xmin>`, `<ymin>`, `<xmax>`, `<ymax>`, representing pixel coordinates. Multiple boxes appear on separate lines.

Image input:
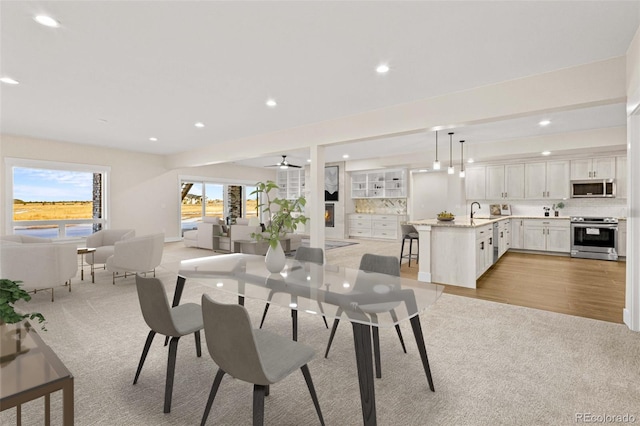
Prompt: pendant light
<box><xmin>432</xmin><ymin>131</ymin><xmax>441</xmax><ymax>170</ymax></box>
<box><xmin>459</xmin><ymin>140</ymin><xmax>466</xmax><ymax>178</ymax></box>
<box><xmin>447</xmin><ymin>132</ymin><xmax>454</xmax><ymax>174</ymax></box>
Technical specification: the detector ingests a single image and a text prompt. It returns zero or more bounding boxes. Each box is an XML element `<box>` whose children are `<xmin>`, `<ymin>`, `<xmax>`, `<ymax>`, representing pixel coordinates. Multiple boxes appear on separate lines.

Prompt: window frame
<box><xmin>4</xmin><ymin>157</ymin><xmax>110</xmax><ymax>239</ymax></box>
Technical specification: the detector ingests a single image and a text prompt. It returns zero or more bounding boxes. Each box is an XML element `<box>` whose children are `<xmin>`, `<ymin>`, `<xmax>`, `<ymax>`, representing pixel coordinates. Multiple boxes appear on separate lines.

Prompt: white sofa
<box><xmin>184</xmin><ymin>217</ymin><xmax>227</xmax><ymax>250</ymax></box>
<box><xmin>0</xmin><ymin>236</ymin><xmax>78</xmax><ymax>301</ymax></box>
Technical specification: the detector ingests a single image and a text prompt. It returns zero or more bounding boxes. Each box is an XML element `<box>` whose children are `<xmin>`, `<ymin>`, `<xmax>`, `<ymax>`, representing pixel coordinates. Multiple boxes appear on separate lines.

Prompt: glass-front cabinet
<box><xmin>350</xmin><ymin>169</ymin><xmax>407</xmax><ymax>198</ymax></box>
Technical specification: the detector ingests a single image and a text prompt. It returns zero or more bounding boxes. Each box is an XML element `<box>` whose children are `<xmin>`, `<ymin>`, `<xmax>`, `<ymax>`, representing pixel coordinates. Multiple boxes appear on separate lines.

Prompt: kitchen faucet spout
<box><xmin>470</xmin><ymin>202</ymin><xmax>481</xmax><ymax>220</ymax></box>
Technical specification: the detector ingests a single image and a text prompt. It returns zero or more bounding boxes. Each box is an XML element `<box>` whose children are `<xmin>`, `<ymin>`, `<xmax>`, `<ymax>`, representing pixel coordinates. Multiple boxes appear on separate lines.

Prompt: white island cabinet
<box><xmin>410</xmin><ymin>217</ymin><xmax>509</xmax><ymax>289</ymax></box>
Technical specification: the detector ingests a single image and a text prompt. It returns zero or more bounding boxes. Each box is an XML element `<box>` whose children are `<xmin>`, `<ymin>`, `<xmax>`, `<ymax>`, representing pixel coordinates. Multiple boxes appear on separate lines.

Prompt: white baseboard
<box><xmin>165</xmin><ymin>236</ymin><xmax>182</xmax><ymax>243</ymax></box>
<box><xmin>418</xmin><ymin>271</ymin><xmax>431</xmax><ymax>283</ymax></box>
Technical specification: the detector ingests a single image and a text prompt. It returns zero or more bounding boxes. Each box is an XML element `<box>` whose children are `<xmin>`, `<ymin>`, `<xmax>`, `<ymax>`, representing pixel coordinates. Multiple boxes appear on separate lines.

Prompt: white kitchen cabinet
<box><xmin>475</xmin><ymin>224</ymin><xmax>493</xmax><ymax>278</ymax></box>
<box><xmin>350</xmin><ymin>169</ymin><xmax>407</xmax><ymax>198</ymax></box>
<box><xmin>465</xmin><ymin>166</ymin><xmax>486</xmax><ymax>200</ymax></box>
<box><xmin>524</xmin><ymin>160</ymin><xmax>570</xmax><ymax>199</ymax></box>
<box><xmin>523</xmin><ymin>219</ymin><xmax>570</xmax><ymax>252</ymax></box>
<box><xmin>348</xmin><ymin>214</ymin><xmax>406</xmax><ymax>240</ymax></box>
<box><xmin>498</xmin><ymin>219</ymin><xmax>510</xmax><ymax>258</ymax></box>
<box><xmin>570</xmin><ymin>157</ymin><xmax>615</xmax><ymax>180</ymax></box>
<box><xmin>486</xmin><ymin>164</ymin><xmax>524</xmax><ymax>199</ymax></box>
<box><xmin>616</xmin><ymin>156</ymin><xmax>627</xmax><ymax>199</ymax></box>
<box><xmin>618</xmin><ymin>220</ymin><xmax>627</xmax><ymax>257</ymax></box>
<box><xmin>511</xmin><ymin>218</ymin><xmax>524</xmax><ymax>249</ymax></box>
<box><xmin>277</xmin><ymin>169</ymin><xmax>305</xmax><ymax>200</ymax></box>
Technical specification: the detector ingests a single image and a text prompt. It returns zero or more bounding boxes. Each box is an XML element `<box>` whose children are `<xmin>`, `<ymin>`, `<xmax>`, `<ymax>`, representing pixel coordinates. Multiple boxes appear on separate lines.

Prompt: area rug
<box><xmin>299</xmin><ymin>238</ymin><xmax>358</xmax><ymax>251</ymax></box>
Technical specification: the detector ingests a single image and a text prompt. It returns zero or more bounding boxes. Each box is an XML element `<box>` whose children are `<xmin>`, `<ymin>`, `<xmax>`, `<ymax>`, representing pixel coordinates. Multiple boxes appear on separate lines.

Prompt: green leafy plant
<box><xmin>250</xmin><ymin>180</ymin><xmax>308</xmax><ymax>249</ymax></box>
<box><xmin>0</xmin><ymin>279</ymin><xmax>46</xmax><ymax>330</ymax></box>
<box><xmin>553</xmin><ymin>202</ymin><xmax>565</xmax><ymax>211</ymax></box>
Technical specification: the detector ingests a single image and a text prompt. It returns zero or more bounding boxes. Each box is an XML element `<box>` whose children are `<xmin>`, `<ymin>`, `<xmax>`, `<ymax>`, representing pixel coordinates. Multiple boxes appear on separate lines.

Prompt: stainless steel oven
<box><xmin>570</xmin><ymin>217</ymin><xmax>618</xmax><ymax>261</ymax></box>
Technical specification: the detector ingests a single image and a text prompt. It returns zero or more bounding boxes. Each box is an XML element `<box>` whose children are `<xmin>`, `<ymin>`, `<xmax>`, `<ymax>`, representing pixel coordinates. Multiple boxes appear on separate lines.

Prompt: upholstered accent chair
<box><xmin>200</xmin><ymin>294</ymin><xmax>325</xmax><ymax>426</ymax></box>
<box><xmin>85</xmin><ymin>228</ymin><xmax>135</xmax><ymax>269</ymax></box>
<box><xmin>133</xmin><ymin>276</ymin><xmax>203</xmax><ymax>413</ymax></box>
<box><xmin>106</xmin><ymin>233</ymin><xmax>164</xmax><ymax>284</ymax></box>
<box><xmin>0</xmin><ymin>236</ymin><xmax>77</xmax><ymax>301</ymax></box>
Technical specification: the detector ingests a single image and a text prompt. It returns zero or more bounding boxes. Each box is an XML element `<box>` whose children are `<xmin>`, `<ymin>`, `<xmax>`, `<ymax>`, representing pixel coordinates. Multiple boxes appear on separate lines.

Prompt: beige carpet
<box><xmin>2</xmin><ymin>241</ymin><xmax>639</xmax><ymax>425</ymax></box>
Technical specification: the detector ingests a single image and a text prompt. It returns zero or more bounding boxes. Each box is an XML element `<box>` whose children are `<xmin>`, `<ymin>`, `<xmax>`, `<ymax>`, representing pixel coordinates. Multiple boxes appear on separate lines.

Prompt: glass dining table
<box><xmin>175</xmin><ymin>254</ymin><xmax>443</xmax><ymax>426</ymax></box>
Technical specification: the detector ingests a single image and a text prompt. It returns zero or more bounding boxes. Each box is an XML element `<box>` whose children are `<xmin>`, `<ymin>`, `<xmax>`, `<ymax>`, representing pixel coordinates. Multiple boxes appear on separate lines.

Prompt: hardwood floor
<box><xmin>400</xmin><ymin>252</ymin><xmax>626</xmax><ymax>323</ymax></box>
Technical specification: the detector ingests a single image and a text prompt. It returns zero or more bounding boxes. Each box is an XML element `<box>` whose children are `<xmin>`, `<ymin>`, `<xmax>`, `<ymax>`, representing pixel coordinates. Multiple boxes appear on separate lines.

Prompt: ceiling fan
<box><xmin>265</xmin><ymin>155</ymin><xmax>301</xmax><ymax>169</ymax></box>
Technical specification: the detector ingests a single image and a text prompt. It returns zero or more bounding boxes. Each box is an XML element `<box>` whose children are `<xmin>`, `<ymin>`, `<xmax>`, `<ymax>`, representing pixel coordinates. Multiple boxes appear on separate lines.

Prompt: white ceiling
<box><xmin>1</xmin><ymin>1</ymin><xmax>639</xmax><ymax>166</ymax></box>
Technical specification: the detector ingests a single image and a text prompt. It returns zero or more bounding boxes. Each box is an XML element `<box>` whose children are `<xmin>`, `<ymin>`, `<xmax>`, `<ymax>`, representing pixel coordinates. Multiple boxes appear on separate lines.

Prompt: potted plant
<box><xmin>552</xmin><ymin>202</ymin><xmax>565</xmax><ymax>217</ymax></box>
<box><xmin>250</xmin><ymin>180</ymin><xmax>308</xmax><ymax>272</ymax></box>
<box><xmin>0</xmin><ymin>279</ymin><xmax>46</xmax><ymax>330</ymax></box>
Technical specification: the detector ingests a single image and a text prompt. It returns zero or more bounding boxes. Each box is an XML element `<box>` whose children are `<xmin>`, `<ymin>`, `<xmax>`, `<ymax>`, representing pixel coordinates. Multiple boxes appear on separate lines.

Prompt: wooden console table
<box><xmin>0</xmin><ymin>322</ymin><xmax>74</xmax><ymax>425</ymax></box>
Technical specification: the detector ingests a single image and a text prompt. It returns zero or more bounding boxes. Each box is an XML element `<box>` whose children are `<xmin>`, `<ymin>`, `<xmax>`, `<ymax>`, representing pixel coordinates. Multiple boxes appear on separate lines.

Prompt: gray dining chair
<box><xmin>324</xmin><ymin>253</ymin><xmax>407</xmax><ymax>378</ymax></box>
<box><xmin>258</xmin><ymin>246</ymin><xmax>329</xmax><ymax>337</ymax></box>
<box><xmin>200</xmin><ymin>294</ymin><xmax>325</xmax><ymax>426</ymax></box>
<box><xmin>133</xmin><ymin>275</ymin><xmax>203</xmax><ymax>413</ymax></box>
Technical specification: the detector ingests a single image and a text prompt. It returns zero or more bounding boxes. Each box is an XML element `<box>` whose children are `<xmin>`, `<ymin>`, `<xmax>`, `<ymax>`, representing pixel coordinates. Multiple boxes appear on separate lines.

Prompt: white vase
<box><xmin>265</xmin><ymin>241</ymin><xmax>286</xmax><ymax>273</ymax></box>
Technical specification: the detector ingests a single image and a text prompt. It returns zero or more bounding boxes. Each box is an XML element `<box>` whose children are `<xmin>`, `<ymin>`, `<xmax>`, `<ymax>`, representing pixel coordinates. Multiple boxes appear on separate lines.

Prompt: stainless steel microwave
<box><xmin>571</xmin><ymin>179</ymin><xmax>615</xmax><ymax>198</ymax></box>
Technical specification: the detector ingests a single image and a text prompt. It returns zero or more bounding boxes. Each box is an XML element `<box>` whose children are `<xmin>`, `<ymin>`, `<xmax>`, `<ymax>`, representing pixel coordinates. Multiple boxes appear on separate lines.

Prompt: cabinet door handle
<box><xmin>500</xmin><ymin>231</ymin><xmax>503</xmax><ymax>238</ymax></box>
<box><xmin>481</xmin><ymin>242</ymin><xmax>484</xmax><ymax>250</ymax></box>
<box><xmin>594</xmin><ymin>171</ymin><xmax>597</xmax><ymax>178</ymax></box>
<box><xmin>505</xmin><ymin>192</ymin><xmax>508</xmax><ymax>198</ymax></box>
<box><xmin>489</xmin><ymin>237</ymin><xmax>493</xmax><ymax>245</ymax></box>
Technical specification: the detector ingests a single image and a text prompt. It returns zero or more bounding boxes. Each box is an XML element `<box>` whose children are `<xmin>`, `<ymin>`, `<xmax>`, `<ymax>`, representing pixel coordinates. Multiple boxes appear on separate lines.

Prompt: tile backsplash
<box><xmin>355</xmin><ymin>198</ymin><xmax>407</xmax><ymax>214</ymax></box>
<box><xmin>471</xmin><ymin>198</ymin><xmax>627</xmax><ymax>218</ymax></box>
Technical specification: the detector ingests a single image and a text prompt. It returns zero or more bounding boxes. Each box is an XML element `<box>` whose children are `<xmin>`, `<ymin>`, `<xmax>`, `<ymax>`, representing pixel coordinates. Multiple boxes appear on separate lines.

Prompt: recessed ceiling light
<box><xmin>306</xmin><ymin>159</ymin><xmax>311</xmax><ymax>163</ymax></box>
<box><xmin>542</xmin><ymin>151</ymin><xmax>551</xmax><ymax>156</ymax></box>
<box><xmin>0</xmin><ymin>77</ymin><xmax>19</xmax><ymax>85</ymax></box>
<box><xmin>266</xmin><ymin>99</ymin><xmax>277</xmax><ymax>108</ymax></box>
<box><xmin>376</xmin><ymin>63</ymin><xmax>390</xmax><ymax>74</ymax></box>
<box><xmin>34</xmin><ymin>15</ymin><xmax>60</xmax><ymax>28</ymax></box>
<box><xmin>467</xmin><ymin>158</ymin><xmax>474</xmax><ymax>163</ymax></box>
<box><xmin>194</xmin><ymin>122</ymin><xmax>205</xmax><ymax>128</ymax></box>
<box><xmin>419</xmin><ymin>169</ymin><xmax>428</xmax><ymax>173</ymax></box>
<box><xmin>539</xmin><ymin>119</ymin><xmax>551</xmax><ymax>126</ymax></box>
<box><xmin>342</xmin><ymin>154</ymin><xmax>349</xmax><ymax>159</ymax></box>
<box><xmin>149</xmin><ymin>137</ymin><xmax>158</xmax><ymax>142</ymax></box>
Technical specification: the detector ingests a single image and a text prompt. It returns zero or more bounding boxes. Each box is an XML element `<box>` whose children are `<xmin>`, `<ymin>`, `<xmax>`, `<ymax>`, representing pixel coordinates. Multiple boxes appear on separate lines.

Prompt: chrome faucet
<box><xmin>470</xmin><ymin>201</ymin><xmax>481</xmax><ymax>220</ymax></box>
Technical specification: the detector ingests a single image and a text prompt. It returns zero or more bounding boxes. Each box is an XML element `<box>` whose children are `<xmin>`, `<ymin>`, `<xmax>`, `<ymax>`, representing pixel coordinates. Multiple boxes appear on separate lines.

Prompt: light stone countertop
<box><xmin>408</xmin><ymin>215</ymin><xmax>572</xmax><ymax>228</ymax></box>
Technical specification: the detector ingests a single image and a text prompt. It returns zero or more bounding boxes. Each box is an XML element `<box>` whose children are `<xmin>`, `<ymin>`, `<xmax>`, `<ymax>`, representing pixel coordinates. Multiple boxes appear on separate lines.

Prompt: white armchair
<box><xmin>106</xmin><ymin>233</ymin><xmax>164</xmax><ymax>284</ymax></box>
<box><xmin>184</xmin><ymin>217</ymin><xmax>225</xmax><ymax>250</ymax></box>
<box><xmin>85</xmin><ymin>229</ymin><xmax>135</xmax><ymax>268</ymax></box>
<box><xmin>0</xmin><ymin>239</ymin><xmax>78</xmax><ymax>301</ymax></box>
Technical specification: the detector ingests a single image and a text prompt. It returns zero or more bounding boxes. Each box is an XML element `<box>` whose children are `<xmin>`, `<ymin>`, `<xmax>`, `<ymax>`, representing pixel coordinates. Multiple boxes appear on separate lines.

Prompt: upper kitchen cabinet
<box><xmin>570</xmin><ymin>157</ymin><xmax>615</xmax><ymax>180</ymax></box>
<box><xmin>277</xmin><ymin>169</ymin><xmax>305</xmax><ymax>200</ymax></box>
<box><xmin>350</xmin><ymin>169</ymin><xmax>407</xmax><ymax>198</ymax></box>
<box><xmin>616</xmin><ymin>156</ymin><xmax>627</xmax><ymax>198</ymax></box>
<box><xmin>486</xmin><ymin>164</ymin><xmax>525</xmax><ymax>200</ymax></box>
<box><xmin>465</xmin><ymin>166</ymin><xmax>486</xmax><ymax>200</ymax></box>
<box><xmin>525</xmin><ymin>160</ymin><xmax>570</xmax><ymax>199</ymax></box>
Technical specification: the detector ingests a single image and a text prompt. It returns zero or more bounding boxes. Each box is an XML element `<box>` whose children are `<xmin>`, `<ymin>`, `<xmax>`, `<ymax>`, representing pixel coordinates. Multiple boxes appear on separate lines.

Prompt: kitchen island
<box><xmin>409</xmin><ymin>217</ymin><xmax>502</xmax><ymax>288</ymax></box>
<box><xmin>409</xmin><ymin>216</ymin><xmax>571</xmax><ymax>288</ymax></box>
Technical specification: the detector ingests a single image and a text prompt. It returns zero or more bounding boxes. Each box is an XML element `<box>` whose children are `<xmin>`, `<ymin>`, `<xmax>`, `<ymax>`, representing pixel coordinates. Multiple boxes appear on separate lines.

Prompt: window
<box><xmin>179</xmin><ymin>178</ymin><xmax>258</xmax><ymax>233</ymax></box>
<box><xmin>5</xmin><ymin>158</ymin><xmax>109</xmax><ymax>239</ymax></box>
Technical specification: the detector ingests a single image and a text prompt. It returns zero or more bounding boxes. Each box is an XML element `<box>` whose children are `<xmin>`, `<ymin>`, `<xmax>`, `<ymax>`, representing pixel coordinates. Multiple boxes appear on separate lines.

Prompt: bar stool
<box><xmin>400</xmin><ymin>224</ymin><xmax>419</xmax><ymax>267</ymax></box>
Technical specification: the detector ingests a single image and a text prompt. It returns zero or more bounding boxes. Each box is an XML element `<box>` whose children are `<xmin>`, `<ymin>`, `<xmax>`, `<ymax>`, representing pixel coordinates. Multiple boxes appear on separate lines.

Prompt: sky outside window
<box><xmin>13</xmin><ymin>167</ymin><xmax>93</xmax><ymax>202</ymax></box>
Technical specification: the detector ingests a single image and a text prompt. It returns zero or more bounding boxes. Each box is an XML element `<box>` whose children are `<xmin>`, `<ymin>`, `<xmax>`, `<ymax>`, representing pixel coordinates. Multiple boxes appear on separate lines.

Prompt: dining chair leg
<box><xmin>372</xmin><ymin>326</ymin><xmax>382</xmax><ymax>379</ymax></box>
<box><xmin>259</xmin><ymin>303</ymin><xmax>270</xmax><ymax>328</ymax></box>
<box><xmin>352</xmin><ymin>322</ymin><xmax>376</xmax><ymax>425</ymax></box>
<box><xmin>389</xmin><ymin>309</ymin><xmax>407</xmax><ymax>353</ymax></box>
<box><xmin>399</xmin><ymin>238</ymin><xmax>406</xmax><ymax>266</ymax></box>
<box><xmin>133</xmin><ymin>330</ymin><xmax>156</xmax><ymax>384</ymax></box>
<box><xmin>324</xmin><ymin>319</ymin><xmax>340</xmax><ymax>358</ymax></box>
<box><xmin>253</xmin><ymin>384</ymin><xmax>267</xmax><ymax>426</ymax></box>
<box><xmin>408</xmin><ymin>238</ymin><xmax>413</xmax><ymax>267</ymax></box>
<box><xmin>300</xmin><ymin>365</ymin><xmax>325</xmax><ymax>426</ymax></box>
<box><xmin>194</xmin><ymin>330</ymin><xmax>202</xmax><ymax>357</ymax></box>
<box><xmin>410</xmin><ymin>316</ymin><xmax>435</xmax><ymax>392</ymax></box>
<box><xmin>164</xmin><ymin>336</ymin><xmax>181</xmax><ymax>413</ymax></box>
<box><xmin>291</xmin><ymin>310</ymin><xmax>298</xmax><ymax>341</ymax></box>
<box><xmin>201</xmin><ymin>369</ymin><xmax>225</xmax><ymax>426</ymax></box>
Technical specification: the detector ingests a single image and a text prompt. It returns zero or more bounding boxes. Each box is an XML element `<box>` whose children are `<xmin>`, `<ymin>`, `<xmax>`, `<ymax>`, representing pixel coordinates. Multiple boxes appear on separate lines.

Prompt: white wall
<box><xmin>0</xmin><ymin>134</ymin><xmax>275</xmax><ymax>240</ymax></box>
<box><xmin>625</xmin><ymin>26</ymin><xmax>640</xmax><ymax>331</ymax></box>
<box><xmin>410</xmin><ymin>172</ymin><xmax>466</xmax><ymax>220</ymax></box>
